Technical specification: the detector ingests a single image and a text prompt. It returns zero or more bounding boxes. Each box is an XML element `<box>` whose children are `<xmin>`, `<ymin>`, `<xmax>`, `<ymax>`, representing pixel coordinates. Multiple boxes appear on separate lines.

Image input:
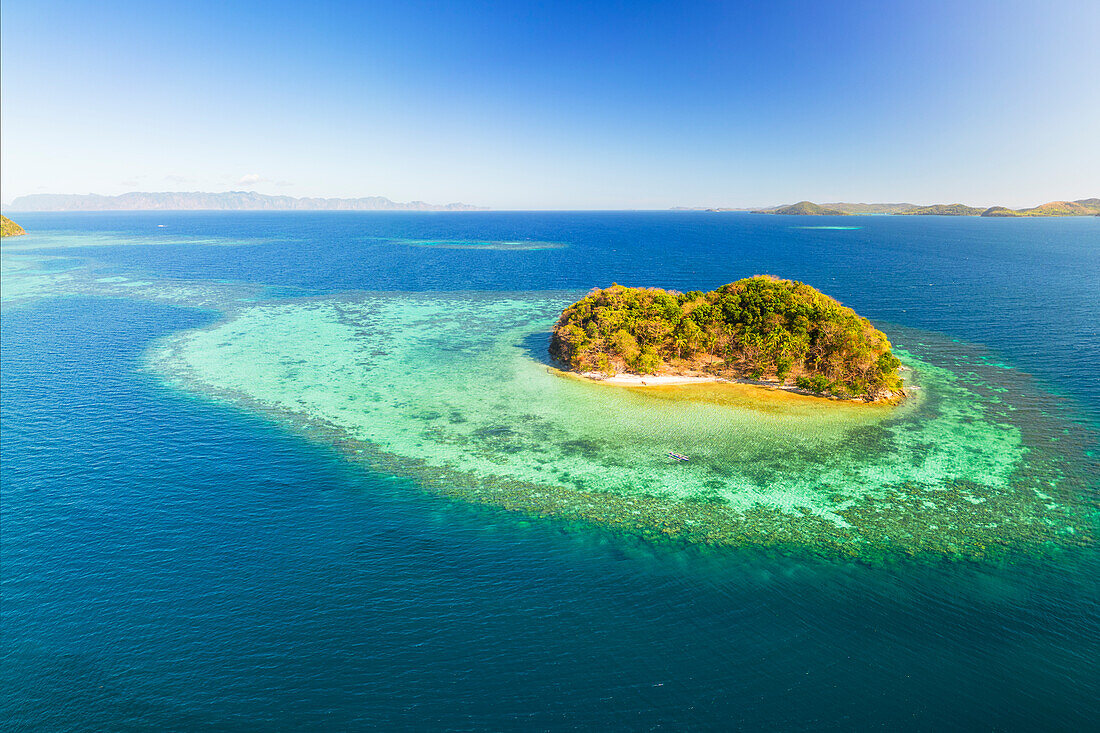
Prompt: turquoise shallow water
<box><xmin>2</xmin><ymin>212</ymin><xmax>1098</xmax><ymax>727</ymax></box>
<box><xmin>143</xmin><ymin>291</ymin><xmax>1089</xmax><ymax>559</ymax></box>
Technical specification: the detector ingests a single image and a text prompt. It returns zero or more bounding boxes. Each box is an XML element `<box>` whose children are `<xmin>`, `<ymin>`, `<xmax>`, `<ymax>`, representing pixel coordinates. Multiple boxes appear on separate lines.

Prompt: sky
<box><xmin>2</xmin><ymin>0</ymin><xmax>1098</xmax><ymax>209</ymax></box>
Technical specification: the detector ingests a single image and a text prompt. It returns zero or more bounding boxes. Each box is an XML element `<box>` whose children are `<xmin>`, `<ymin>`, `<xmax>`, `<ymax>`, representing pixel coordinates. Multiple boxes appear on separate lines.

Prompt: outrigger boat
<box><xmin>668</xmin><ymin>452</ymin><xmax>689</xmax><ymax>462</ymax></box>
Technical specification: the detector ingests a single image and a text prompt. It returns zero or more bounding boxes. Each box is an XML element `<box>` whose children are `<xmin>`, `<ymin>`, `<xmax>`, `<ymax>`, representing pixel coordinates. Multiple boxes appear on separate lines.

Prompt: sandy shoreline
<box><xmin>580</xmin><ymin>371</ymin><xmax>722</xmax><ymax>387</ymax></box>
<box><xmin>572</xmin><ymin>369</ymin><xmax>908</xmax><ymax>403</ymax></box>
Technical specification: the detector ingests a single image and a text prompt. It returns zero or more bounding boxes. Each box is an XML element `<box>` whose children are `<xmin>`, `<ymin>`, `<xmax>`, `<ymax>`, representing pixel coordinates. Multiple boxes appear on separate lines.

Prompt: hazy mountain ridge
<box><xmin>6</xmin><ymin>191</ymin><xmax>487</xmax><ymax>212</ymax></box>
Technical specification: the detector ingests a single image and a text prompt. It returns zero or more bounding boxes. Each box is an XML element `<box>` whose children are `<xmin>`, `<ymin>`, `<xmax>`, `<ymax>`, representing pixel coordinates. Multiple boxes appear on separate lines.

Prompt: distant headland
<box><xmin>550</xmin><ymin>276</ymin><xmax>903</xmax><ymax>401</ymax></box>
<box><xmin>4</xmin><ymin>191</ymin><xmax>488</xmax><ymax>212</ymax></box>
<box><xmin>760</xmin><ymin>201</ymin><xmax>849</xmax><ymax>216</ymax></box>
<box><xmin>747</xmin><ymin>198</ymin><xmax>1100</xmax><ymax>217</ymax></box>
<box><xmin>1</xmin><ymin>215</ymin><xmax>26</xmax><ymax>237</ymax></box>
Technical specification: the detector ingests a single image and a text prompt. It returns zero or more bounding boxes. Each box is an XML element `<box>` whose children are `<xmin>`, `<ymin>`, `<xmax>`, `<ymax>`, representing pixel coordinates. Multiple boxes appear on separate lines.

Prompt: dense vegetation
<box><xmin>550</xmin><ymin>276</ymin><xmax>903</xmax><ymax>399</ymax></box>
<box><xmin>1</xmin><ymin>215</ymin><xmax>26</xmax><ymax>237</ymax></box>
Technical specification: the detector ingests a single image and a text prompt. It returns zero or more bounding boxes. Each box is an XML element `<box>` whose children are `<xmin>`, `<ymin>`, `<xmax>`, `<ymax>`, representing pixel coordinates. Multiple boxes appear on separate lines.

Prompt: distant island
<box><xmin>550</xmin><ymin>276</ymin><xmax>903</xmax><ymax>401</ymax></box>
<box><xmin>4</xmin><ymin>191</ymin><xmax>487</xmax><ymax>212</ymax></box>
<box><xmin>676</xmin><ymin>202</ymin><xmax>917</xmax><ymax>214</ymax></box>
<box><xmin>750</xmin><ymin>197</ymin><xmax>1100</xmax><ymax>217</ymax></box>
<box><xmin>762</xmin><ymin>201</ymin><xmax>850</xmax><ymax>216</ymax></box>
<box><xmin>977</xmin><ymin>199</ymin><xmax>1100</xmax><ymax>216</ymax></box>
<box><xmin>1</xmin><ymin>215</ymin><xmax>26</xmax><ymax>237</ymax></box>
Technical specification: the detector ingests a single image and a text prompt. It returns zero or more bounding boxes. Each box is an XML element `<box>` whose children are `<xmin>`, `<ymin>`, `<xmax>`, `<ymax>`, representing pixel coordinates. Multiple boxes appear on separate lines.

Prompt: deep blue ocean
<box><xmin>2</xmin><ymin>212</ymin><xmax>1098</xmax><ymax>729</ymax></box>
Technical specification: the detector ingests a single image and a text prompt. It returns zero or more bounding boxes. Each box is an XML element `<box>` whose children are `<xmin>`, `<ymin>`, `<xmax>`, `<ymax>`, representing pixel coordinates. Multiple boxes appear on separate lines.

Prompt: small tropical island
<box><xmin>550</xmin><ymin>276</ymin><xmax>904</xmax><ymax>401</ymax></box>
<box><xmin>1</xmin><ymin>215</ymin><xmax>26</xmax><ymax>237</ymax></box>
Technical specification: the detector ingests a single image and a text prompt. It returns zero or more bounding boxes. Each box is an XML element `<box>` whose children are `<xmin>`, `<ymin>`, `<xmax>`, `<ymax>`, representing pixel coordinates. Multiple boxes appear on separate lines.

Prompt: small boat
<box><xmin>668</xmin><ymin>452</ymin><xmax>689</xmax><ymax>462</ymax></box>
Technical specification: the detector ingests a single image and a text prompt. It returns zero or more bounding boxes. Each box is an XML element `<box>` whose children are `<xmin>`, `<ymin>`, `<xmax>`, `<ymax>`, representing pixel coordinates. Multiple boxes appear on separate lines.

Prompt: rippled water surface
<box><xmin>2</xmin><ymin>212</ymin><xmax>1098</xmax><ymax>728</ymax></box>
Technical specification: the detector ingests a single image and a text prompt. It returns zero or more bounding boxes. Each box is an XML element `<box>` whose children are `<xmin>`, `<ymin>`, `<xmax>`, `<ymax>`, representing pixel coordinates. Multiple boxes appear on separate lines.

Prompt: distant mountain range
<box><xmin>749</xmin><ymin>198</ymin><xmax>1100</xmax><ymax>217</ymax></box>
<box><xmin>5</xmin><ymin>191</ymin><xmax>487</xmax><ymax>212</ymax></box>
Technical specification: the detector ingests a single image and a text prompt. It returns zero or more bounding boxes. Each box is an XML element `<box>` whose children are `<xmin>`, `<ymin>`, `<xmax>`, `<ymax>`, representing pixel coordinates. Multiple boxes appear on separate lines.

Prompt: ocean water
<box><xmin>2</xmin><ymin>212</ymin><xmax>1098</xmax><ymax>728</ymax></box>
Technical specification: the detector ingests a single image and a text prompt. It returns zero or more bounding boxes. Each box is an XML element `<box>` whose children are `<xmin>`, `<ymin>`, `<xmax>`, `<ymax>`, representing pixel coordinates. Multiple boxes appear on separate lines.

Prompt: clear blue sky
<box><xmin>2</xmin><ymin>0</ymin><xmax>1098</xmax><ymax>209</ymax></box>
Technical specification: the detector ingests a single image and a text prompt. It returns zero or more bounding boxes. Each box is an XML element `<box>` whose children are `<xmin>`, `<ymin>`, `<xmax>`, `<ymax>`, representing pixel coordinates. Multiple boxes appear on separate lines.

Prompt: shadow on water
<box><xmin>517</xmin><ymin>330</ymin><xmax>559</xmax><ymax>368</ymax></box>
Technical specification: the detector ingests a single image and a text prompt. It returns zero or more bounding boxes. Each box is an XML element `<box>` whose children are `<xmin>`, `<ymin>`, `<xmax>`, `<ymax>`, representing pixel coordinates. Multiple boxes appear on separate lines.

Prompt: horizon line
<box><xmin>4</xmin><ymin>190</ymin><xmax>1098</xmax><ymax>213</ymax></box>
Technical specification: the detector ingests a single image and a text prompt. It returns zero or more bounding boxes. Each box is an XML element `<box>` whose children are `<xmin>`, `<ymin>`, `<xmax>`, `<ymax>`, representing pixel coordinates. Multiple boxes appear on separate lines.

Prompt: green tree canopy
<box><xmin>549</xmin><ymin>276</ymin><xmax>902</xmax><ymax>399</ymax></box>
